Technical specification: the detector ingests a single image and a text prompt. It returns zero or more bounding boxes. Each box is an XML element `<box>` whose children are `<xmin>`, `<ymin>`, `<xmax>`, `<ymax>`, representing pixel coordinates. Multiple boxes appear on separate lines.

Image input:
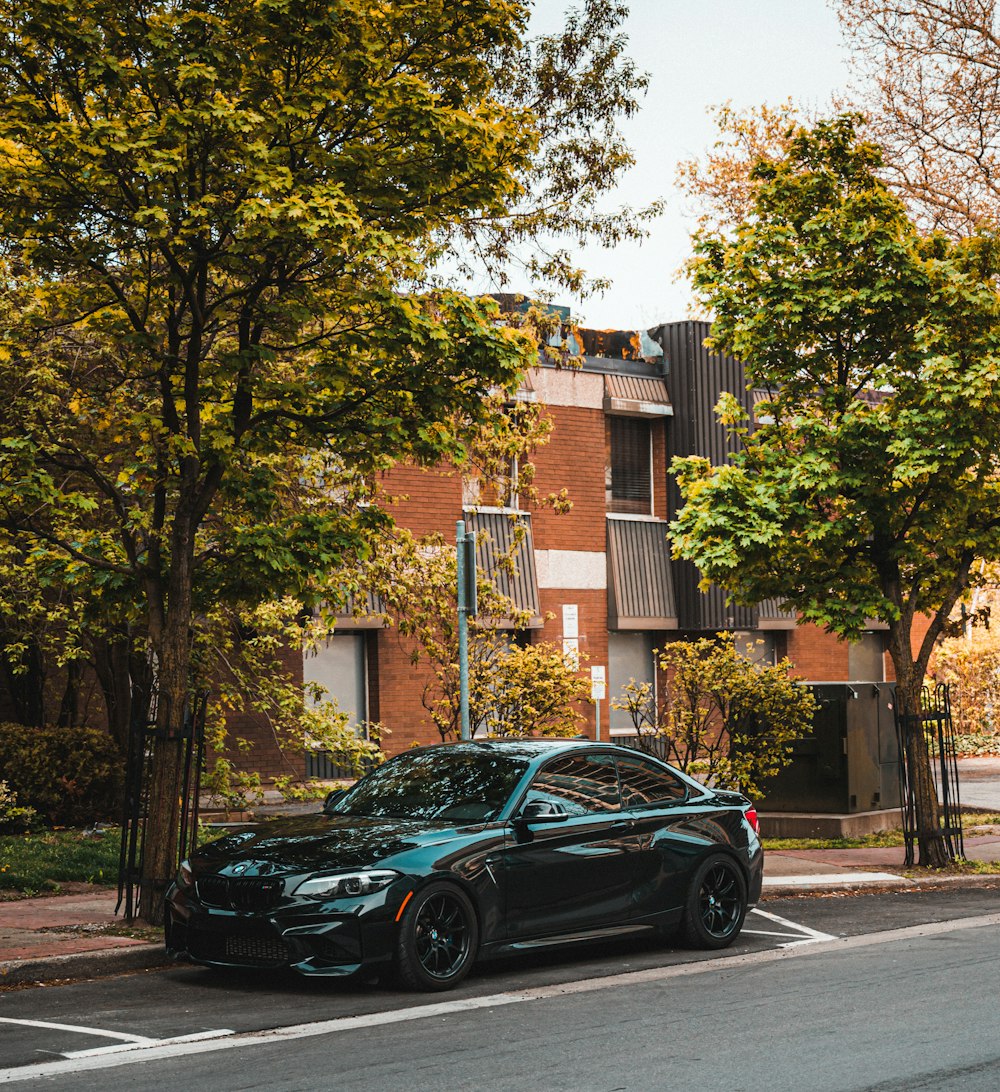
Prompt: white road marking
<box><xmin>61</xmin><ymin>1029</ymin><xmax>235</xmax><ymax>1059</ymax></box>
<box><xmin>2</xmin><ymin>911</ymin><xmax>999</xmax><ymax>1084</ymax></box>
<box><xmin>750</xmin><ymin>907</ymin><xmax>838</xmax><ymax>945</ymax></box>
<box><xmin>0</xmin><ymin>1019</ymin><xmax>155</xmax><ymax>1045</ymax></box>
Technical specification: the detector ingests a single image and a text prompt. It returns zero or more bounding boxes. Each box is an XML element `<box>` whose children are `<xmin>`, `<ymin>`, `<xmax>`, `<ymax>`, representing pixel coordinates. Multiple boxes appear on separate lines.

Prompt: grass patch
<box><xmin>0</xmin><ymin>828</ymin><xmax>119</xmax><ymax>895</ymax></box>
<box><xmin>763</xmin><ymin>830</ymin><xmax>905</xmax><ymax>851</ymax></box>
<box><xmin>902</xmin><ymin>858</ymin><xmax>1000</xmax><ymax>878</ymax></box>
<box><xmin>764</xmin><ymin>812</ymin><xmax>1000</xmax><ymax>852</ymax></box>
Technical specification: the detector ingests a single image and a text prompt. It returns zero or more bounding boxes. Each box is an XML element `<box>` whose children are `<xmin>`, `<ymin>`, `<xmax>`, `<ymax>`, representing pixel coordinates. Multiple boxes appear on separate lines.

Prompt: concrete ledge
<box><xmin>0</xmin><ymin>943</ymin><xmax>169</xmax><ymax>988</ymax></box>
<box><xmin>761</xmin><ymin>809</ymin><xmax>903</xmax><ymax>839</ymax></box>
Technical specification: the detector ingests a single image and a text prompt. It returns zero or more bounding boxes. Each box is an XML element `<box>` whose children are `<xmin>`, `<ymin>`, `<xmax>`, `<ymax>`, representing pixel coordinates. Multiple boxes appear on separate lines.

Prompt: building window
<box><xmin>734</xmin><ymin>631</ymin><xmax>777</xmax><ymax>666</ymax></box>
<box><xmin>303</xmin><ymin>633</ymin><xmax>369</xmax><ymax>778</ymax></box>
<box><xmin>608</xmin><ymin>631</ymin><xmax>656</xmax><ymax>734</ymax></box>
<box><xmin>303</xmin><ymin>632</ymin><xmax>368</xmax><ymax>726</ymax></box>
<box><xmin>848</xmin><ymin>632</ymin><xmax>885</xmax><ymax>682</ymax></box>
<box><xmin>606</xmin><ymin>417</ymin><xmax>652</xmax><ymax>515</ymax></box>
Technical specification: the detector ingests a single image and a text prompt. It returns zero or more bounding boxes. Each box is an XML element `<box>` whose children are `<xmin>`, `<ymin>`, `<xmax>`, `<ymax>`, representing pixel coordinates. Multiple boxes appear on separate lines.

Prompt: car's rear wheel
<box><xmin>681</xmin><ymin>853</ymin><xmax>747</xmax><ymax>949</ymax></box>
<box><xmin>396</xmin><ymin>882</ymin><xmax>478</xmax><ymax>991</ymax></box>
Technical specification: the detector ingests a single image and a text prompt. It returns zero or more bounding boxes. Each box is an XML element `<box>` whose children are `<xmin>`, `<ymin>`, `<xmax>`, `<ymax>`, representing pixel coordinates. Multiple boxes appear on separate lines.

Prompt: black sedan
<box><xmin>165</xmin><ymin>740</ymin><xmax>763</xmax><ymax>991</ymax></box>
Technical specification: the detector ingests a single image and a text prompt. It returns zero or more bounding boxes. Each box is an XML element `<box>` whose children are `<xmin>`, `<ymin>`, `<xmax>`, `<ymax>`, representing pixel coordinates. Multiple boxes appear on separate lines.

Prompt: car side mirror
<box><xmin>323</xmin><ymin>788</ymin><xmax>346</xmax><ymax>815</ymax></box>
<box><xmin>517</xmin><ymin>800</ymin><xmax>569</xmax><ymax>824</ymax></box>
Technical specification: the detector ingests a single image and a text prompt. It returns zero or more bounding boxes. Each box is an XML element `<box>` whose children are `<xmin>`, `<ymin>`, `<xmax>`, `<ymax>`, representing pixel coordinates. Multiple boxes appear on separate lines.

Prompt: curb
<box><xmin>0</xmin><ymin>943</ymin><xmax>169</xmax><ymax>988</ymax></box>
<box><xmin>762</xmin><ymin>873</ymin><xmax>1000</xmax><ymax>898</ymax></box>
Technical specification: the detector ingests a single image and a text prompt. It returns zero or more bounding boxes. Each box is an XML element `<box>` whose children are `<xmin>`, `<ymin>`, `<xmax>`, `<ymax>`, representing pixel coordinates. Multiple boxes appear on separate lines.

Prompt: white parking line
<box><xmin>0</xmin><ymin>1019</ymin><xmax>155</xmax><ymax>1045</ymax></box>
<box><xmin>747</xmin><ymin>907</ymin><xmax>837</xmax><ymax>945</ymax></box>
<box><xmin>62</xmin><ymin>1030</ymin><xmax>235</xmax><ymax>1059</ymax></box>
<box><xmin>0</xmin><ymin>1017</ymin><xmax>234</xmax><ymax>1062</ymax></box>
<box><xmin>3</xmin><ymin>912</ymin><xmax>999</xmax><ymax>1084</ymax></box>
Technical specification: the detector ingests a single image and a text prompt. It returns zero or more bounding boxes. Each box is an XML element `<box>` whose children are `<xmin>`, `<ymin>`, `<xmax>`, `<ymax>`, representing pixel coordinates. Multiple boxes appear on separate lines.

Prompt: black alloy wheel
<box><xmin>396</xmin><ymin>882</ymin><xmax>479</xmax><ymax>991</ymax></box>
<box><xmin>681</xmin><ymin>853</ymin><xmax>748</xmax><ymax>950</ymax></box>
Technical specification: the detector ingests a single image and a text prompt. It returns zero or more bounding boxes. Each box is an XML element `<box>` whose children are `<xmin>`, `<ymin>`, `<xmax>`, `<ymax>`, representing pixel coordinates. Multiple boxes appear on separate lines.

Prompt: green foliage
<box><xmin>672</xmin><ymin>115</ymin><xmax>1000</xmax><ymax>864</ymax></box>
<box><xmin>0</xmin><ymin>723</ymin><xmax>124</xmax><ymax>826</ymax></box>
<box><xmin>363</xmin><ymin>527</ymin><xmax>588</xmax><ymax>741</ymax></box>
<box><xmin>0</xmin><ymin>0</ymin><xmax>650</xmax><ymax>912</ymax></box>
<box><xmin>674</xmin><ymin>117</ymin><xmax>1000</xmax><ymax>662</ymax></box>
<box><xmin>0</xmin><ymin>780</ymin><xmax>37</xmax><ymax>834</ymax></box>
<box><xmin>931</xmin><ymin>631</ymin><xmax>1000</xmax><ymax>750</ymax></box>
<box><xmin>0</xmin><ymin>828</ymin><xmax>118</xmax><ymax>893</ymax></box>
<box><xmin>472</xmin><ymin>640</ymin><xmax>592</xmax><ymax>739</ymax></box>
<box><xmin>196</xmin><ymin>598</ymin><xmax>383</xmax><ymax>808</ymax></box>
<box><xmin>611</xmin><ymin>634</ymin><xmax>815</xmax><ymax>799</ymax></box>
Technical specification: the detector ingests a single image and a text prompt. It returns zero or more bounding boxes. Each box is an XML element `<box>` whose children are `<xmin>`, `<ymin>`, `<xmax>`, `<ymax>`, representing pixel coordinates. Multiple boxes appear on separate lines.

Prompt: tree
<box><xmin>837</xmin><ymin>0</ymin><xmax>1000</xmax><ymax>236</ymax></box>
<box><xmin>0</xmin><ymin>0</ymin><xmax>648</xmax><ymax>922</ymax></box>
<box><xmin>611</xmin><ymin>634</ymin><xmax>815</xmax><ymax>801</ymax></box>
<box><xmin>675</xmin><ymin>100</ymin><xmax>803</xmax><ymax>240</ymax></box>
<box><xmin>671</xmin><ymin>117</ymin><xmax>1000</xmax><ymax>866</ymax></box>
<box><xmin>363</xmin><ymin>524</ymin><xmax>589</xmax><ymax>741</ymax></box>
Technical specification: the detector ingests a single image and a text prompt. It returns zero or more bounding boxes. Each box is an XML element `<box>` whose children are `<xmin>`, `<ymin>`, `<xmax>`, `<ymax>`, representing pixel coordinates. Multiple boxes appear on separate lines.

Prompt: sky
<box><xmin>517</xmin><ymin>0</ymin><xmax>854</xmax><ymax>329</ymax></box>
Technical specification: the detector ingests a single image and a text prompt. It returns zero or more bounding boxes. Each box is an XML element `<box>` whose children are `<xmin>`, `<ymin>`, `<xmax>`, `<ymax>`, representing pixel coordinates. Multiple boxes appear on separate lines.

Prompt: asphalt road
<box><xmin>2</xmin><ymin>885</ymin><xmax>999</xmax><ymax>1090</ymax></box>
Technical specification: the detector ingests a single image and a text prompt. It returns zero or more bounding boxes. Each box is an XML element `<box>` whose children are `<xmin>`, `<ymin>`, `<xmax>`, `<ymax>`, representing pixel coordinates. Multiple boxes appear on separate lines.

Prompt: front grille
<box><xmin>196</xmin><ymin>875</ymin><xmax>284</xmax><ymax>912</ymax></box>
<box><xmin>225</xmin><ymin>935</ymin><xmax>290</xmax><ymax>964</ymax></box>
<box><xmin>188</xmin><ymin>927</ymin><xmax>290</xmax><ymax>967</ymax></box>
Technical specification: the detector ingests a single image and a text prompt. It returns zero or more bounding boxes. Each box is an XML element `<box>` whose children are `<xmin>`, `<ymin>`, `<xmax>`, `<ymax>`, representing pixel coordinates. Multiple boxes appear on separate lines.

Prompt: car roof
<box><xmin>406</xmin><ymin>738</ymin><xmax>631</xmax><ymax>759</ymax></box>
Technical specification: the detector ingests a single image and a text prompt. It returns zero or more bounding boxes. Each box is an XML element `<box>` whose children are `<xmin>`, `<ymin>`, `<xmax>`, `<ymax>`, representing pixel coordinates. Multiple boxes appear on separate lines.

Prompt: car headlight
<box><xmin>177</xmin><ymin>859</ymin><xmax>194</xmax><ymax>891</ymax></box>
<box><xmin>292</xmin><ymin>869</ymin><xmax>400</xmax><ymax>899</ymax></box>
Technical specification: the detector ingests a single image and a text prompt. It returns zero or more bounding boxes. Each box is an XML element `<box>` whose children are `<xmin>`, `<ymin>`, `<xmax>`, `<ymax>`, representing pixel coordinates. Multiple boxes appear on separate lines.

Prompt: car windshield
<box><xmin>334</xmin><ymin>748</ymin><xmax>531</xmax><ymax>822</ymax></box>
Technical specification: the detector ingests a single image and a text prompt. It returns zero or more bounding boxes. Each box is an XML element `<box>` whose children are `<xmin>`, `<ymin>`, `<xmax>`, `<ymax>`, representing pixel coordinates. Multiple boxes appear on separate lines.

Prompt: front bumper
<box><xmin>165</xmin><ymin>885</ymin><xmax>397</xmax><ymax>976</ymax></box>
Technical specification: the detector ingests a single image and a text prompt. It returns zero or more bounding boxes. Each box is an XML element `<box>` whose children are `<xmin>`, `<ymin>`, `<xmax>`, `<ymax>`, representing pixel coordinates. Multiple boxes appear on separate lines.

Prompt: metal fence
<box><xmin>117</xmin><ymin>689</ymin><xmax>207</xmax><ymax>922</ymax></box>
<box><xmin>895</xmin><ymin>683</ymin><xmax>964</xmax><ymax>866</ymax></box>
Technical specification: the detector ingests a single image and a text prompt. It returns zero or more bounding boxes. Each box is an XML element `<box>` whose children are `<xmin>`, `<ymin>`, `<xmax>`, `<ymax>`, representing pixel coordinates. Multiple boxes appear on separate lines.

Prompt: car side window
<box><xmin>523</xmin><ymin>754</ymin><xmax>620</xmax><ymax>816</ymax></box>
<box><xmin>617</xmin><ymin>755</ymin><xmax>688</xmax><ymax>809</ymax></box>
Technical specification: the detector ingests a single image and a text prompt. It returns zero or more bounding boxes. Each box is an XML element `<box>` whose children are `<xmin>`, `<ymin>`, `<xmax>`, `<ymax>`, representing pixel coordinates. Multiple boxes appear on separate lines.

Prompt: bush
<box><xmin>0</xmin><ymin>780</ymin><xmax>37</xmax><ymax>833</ymax></box>
<box><xmin>611</xmin><ymin>633</ymin><xmax>816</xmax><ymax>800</ymax></box>
<box><xmin>0</xmin><ymin>723</ymin><xmax>124</xmax><ymax>826</ymax></box>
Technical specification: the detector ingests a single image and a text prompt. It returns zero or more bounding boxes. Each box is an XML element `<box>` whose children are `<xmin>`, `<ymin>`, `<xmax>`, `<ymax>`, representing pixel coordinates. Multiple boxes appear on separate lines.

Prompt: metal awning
<box><xmin>330</xmin><ymin>590</ymin><xmax>387</xmax><ymax>629</ymax></box>
<box><xmin>463</xmin><ymin>510</ymin><xmax>543</xmax><ymax>628</ymax></box>
<box><xmin>603</xmin><ymin>374</ymin><xmax>673</xmax><ymax>417</ymax></box>
<box><xmin>757</xmin><ymin>598</ymin><xmax>797</xmax><ymax>631</ymax></box>
<box><xmin>607</xmin><ymin>517</ymin><xmax>678</xmax><ymax>630</ymax></box>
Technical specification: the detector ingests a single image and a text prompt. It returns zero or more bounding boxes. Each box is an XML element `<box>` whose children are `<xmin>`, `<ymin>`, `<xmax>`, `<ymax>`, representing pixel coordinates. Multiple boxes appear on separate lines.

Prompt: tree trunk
<box><xmin>94</xmin><ymin>631</ymin><xmax>152</xmax><ymax>753</ymax></box>
<box><xmin>137</xmin><ymin>510</ymin><xmax>198</xmax><ymax>925</ymax></box>
<box><xmin>892</xmin><ymin>658</ymin><xmax>950</xmax><ymax>868</ymax></box>
<box><xmin>137</xmin><ymin>620</ymin><xmax>192</xmax><ymax>924</ymax></box>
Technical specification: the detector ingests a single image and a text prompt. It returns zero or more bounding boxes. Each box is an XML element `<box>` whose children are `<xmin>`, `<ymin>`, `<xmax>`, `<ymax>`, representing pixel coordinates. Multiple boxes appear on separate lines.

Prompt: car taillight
<box><xmin>744</xmin><ymin>805</ymin><xmax>760</xmax><ymax>835</ymax></box>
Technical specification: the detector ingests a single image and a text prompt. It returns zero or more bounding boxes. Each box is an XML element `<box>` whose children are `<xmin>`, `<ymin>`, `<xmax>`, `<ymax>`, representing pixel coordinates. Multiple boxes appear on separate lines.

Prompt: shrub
<box><xmin>611</xmin><ymin>633</ymin><xmax>816</xmax><ymax>800</ymax></box>
<box><xmin>931</xmin><ymin>631</ymin><xmax>1000</xmax><ymax>748</ymax></box>
<box><xmin>0</xmin><ymin>780</ymin><xmax>37</xmax><ymax>833</ymax></box>
<box><xmin>0</xmin><ymin>723</ymin><xmax>124</xmax><ymax>826</ymax></box>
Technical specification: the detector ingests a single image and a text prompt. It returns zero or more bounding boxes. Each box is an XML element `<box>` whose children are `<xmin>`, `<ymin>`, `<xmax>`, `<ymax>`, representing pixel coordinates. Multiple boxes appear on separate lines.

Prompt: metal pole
<box><xmin>595</xmin><ymin>699</ymin><xmax>601</xmax><ymax>742</ymax></box>
<box><xmin>456</xmin><ymin>520</ymin><xmax>470</xmax><ymax>740</ymax></box>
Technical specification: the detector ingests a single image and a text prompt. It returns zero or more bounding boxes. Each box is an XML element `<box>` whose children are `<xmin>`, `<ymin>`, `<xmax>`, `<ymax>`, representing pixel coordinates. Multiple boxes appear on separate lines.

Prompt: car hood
<box><xmin>192</xmin><ymin>813</ymin><xmax>481</xmax><ymax>876</ymax></box>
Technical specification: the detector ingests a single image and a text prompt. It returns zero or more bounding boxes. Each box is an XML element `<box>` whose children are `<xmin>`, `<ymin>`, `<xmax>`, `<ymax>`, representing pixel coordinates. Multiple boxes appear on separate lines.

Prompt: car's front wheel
<box><xmin>396</xmin><ymin>882</ymin><xmax>478</xmax><ymax>991</ymax></box>
<box><xmin>681</xmin><ymin>853</ymin><xmax>747</xmax><ymax>949</ymax></box>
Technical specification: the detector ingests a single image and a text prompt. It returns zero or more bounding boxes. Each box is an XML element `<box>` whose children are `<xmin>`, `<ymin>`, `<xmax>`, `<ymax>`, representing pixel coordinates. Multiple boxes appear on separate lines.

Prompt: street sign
<box><xmin>590</xmin><ymin>665</ymin><xmax>606</xmax><ymax>701</ymax></box>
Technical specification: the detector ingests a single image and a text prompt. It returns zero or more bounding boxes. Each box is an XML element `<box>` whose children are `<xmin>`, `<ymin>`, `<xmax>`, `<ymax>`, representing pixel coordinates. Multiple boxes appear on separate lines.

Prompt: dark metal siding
<box><xmin>758</xmin><ymin>597</ymin><xmax>797</xmax><ymax>630</ymax></box>
<box><xmin>463</xmin><ymin>511</ymin><xmax>542</xmax><ymax>624</ymax></box>
<box><xmin>606</xmin><ymin>518</ymin><xmax>677</xmax><ymax>629</ymax></box>
<box><xmin>655</xmin><ymin>320</ymin><xmax>757</xmax><ymax>632</ymax></box>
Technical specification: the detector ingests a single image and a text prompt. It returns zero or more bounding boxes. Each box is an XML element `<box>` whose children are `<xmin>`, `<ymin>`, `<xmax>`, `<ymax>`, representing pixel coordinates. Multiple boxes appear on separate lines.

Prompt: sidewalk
<box><xmin>3</xmin><ymin>837</ymin><xmax>1000</xmax><ymax>989</ymax></box>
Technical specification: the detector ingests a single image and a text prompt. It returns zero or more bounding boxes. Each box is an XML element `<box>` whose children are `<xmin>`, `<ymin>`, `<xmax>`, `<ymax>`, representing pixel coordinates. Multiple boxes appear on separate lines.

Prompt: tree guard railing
<box><xmin>117</xmin><ymin>689</ymin><xmax>207</xmax><ymax>922</ymax></box>
<box><xmin>894</xmin><ymin>683</ymin><xmax>964</xmax><ymax>867</ymax></box>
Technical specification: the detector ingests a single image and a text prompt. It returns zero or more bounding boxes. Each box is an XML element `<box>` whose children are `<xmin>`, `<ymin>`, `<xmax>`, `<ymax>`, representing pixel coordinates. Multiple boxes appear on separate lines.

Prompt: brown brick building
<box><xmin>293</xmin><ymin>320</ymin><xmax>900</xmax><ymax>775</ymax></box>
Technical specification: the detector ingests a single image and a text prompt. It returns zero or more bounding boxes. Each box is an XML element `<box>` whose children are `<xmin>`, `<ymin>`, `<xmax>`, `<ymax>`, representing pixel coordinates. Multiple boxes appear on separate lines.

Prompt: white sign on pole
<box><xmin>590</xmin><ymin>665</ymin><xmax>606</xmax><ymax>701</ymax></box>
<box><xmin>562</xmin><ymin>603</ymin><xmax>579</xmax><ymax>639</ymax></box>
